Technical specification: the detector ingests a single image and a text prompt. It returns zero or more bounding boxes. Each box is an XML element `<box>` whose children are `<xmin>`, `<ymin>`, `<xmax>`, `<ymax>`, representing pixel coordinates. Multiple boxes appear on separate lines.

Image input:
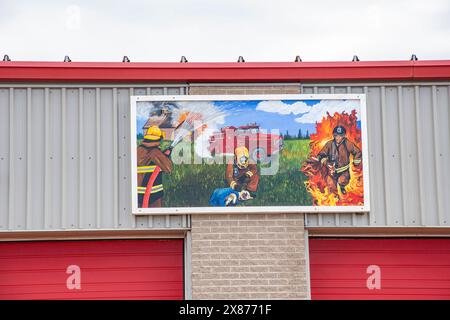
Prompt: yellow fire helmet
<box><xmin>235</xmin><ymin>146</ymin><xmax>249</xmax><ymax>169</ymax></box>
<box><xmin>144</xmin><ymin>125</ymin><xmax>165</xmax><ymax>141</ymax></box>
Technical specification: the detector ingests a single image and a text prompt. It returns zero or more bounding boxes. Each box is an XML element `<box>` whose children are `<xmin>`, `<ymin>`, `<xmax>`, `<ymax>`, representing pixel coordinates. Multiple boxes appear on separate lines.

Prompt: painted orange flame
<box><xmin>177</xmin><ymin>112</ymin><xmax>189</xmax><ymax>126</ymax></box>
<box><xmin>301</xmin><ymin>110</ymin><xmax>364</xmax><ymax>206</ymax></box>
<box><xmin>177</xmin><ymin>112</ymin><xmax>208</xmax><ymax>139</ymax></box>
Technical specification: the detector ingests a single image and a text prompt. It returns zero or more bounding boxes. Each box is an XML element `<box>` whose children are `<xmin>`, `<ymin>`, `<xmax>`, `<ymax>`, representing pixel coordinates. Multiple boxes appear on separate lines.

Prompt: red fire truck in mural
<box><xmin>208</xmin><ymin>123</ymin><xmax>283</xmax><ymax>162</ymax></box>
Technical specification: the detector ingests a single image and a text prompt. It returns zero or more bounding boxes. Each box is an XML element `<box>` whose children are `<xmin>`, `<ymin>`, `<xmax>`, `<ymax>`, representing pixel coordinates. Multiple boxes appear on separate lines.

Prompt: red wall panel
<box><xmin>309</xmin><ymin>238</ymin><xmax>450</xmax><ymax>300</ymax></box>
<box><xmin>0</xmin><ymin>239</ymin><xmax>184</xmax><ymax>300</ymax></box>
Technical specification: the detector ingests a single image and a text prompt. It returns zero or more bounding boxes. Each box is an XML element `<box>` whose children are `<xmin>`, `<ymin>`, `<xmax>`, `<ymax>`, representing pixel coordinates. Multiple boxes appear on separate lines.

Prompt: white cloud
<box><xmin>256</xmin><ymin>100</ymin><xmax>310</xmax><ymax>115</ymax></box>
<box><xmin>65</xmin><ymin>5</ymin><xmax>81</xmax><ymax>31</ymax></box>
<box><xmin>294</xmin><ymin>100</ymin><xmax>360</xmax><ymax>124</ymax></box>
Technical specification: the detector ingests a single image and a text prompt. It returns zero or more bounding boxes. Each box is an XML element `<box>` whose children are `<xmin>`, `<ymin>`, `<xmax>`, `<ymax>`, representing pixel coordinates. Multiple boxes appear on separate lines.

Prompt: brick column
<box><xmin>189</xmin><ymin>84</ymin><xmax>301</xmax><ymax>95</ymax></box>
<box><xmin>191</xmin><ymin>213</ymin><xmax>307</xmax><ymax>299</ymax></box>
<box><xmin>188</xmin><ymin>84</ymin><xmax>308</xmax><ymax>299</ymax></box>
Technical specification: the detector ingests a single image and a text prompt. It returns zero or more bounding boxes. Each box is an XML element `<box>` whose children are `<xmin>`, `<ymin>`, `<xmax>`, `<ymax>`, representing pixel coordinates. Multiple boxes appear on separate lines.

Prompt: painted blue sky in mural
<box><xmin>214</xmin><ymin>100</ymin><xmax>319</xmax><ymax>137</ymax></box>
<box><xmin>136</xmin><ymin>99</ymin><xmax>361</xmax><ymax>138</ymax></box>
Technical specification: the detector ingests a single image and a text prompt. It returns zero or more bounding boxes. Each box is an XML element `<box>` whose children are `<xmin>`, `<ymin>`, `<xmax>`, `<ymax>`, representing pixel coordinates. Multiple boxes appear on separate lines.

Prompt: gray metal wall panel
<box><xmin>99</xmin><ymin>88</ymin><xmax>115</xmax><ymax>228</ymax></box>
<box><xmin>0</xmin><ymin>84</ymin><xmax>188</xmax><ymax>232</ymax></box>
<box><xmin>29</xmin><ymin>89</ymin><xmax>45</xmax><ymax>229</ymax></box>
<box><xmin>117</xmin><ymin>88</ymin><xmax>132</xmax><ymax>228</ymax></box>
<box><xmin>401</xmin><ymin>87</ymin><xmax>422</xmax><ymax>225</ymax></box>
<box><xmin>12</xmin><ymin>89</ymin><xmax>27</xmax><ymax>230</ymax></box>
<box><xmin>418</xmin><ymin>87</ymin><xmax>439</xmax><ymax>226</ymax></box>
<box><xmin>65</xmin><ymin>88</ymin><xmax>80</xmax><ymax>229</ymax></box>
<box><xmin>0</xmin><ymin>89</ymin><xmax>9</xmax><ymax>229</ymax></box>
<box><xmin>151</xmin><ymin>88</ymin><xmax>164</xmax><ymax>95</ymax></box>
<box><xmin>383</xmin><ymin>87</ymin><xmax>403</xmax><ymax>226</ymax></box>
<box><xmin>367</xmin><ymin>87</ymin><xmax>387</xmax><ymax>226</ymax></box>
<box><xmin>48</xmin><ymin>89</ymin><xmax>63</xmax><ymax>229</ymax></box>
<box><xmin>303</xmin><ymin>83</ymin><xmax>450</xmax><ymax>228</ymax></box>
<box><xmin>81</xmin><ymin>88</ymin><xmax>97</xmax><ymax>229</ymax></box>
<box><xmin>436</xmin><ymin>87</ymin><xmax>450</xmax><ymax>225</ymax></box>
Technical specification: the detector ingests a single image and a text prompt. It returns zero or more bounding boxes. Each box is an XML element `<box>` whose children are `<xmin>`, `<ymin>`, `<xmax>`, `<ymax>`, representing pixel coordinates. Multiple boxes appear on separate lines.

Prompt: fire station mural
<box><xmin>130</xmin><ymin>95</ymin><xmax>369</xmax><ymax>214</ymax></box>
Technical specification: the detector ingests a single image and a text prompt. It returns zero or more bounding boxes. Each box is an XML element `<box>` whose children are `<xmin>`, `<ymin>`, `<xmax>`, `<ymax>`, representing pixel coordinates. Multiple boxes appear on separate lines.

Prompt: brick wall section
<box><xmin>189</xmin><ymin>84</ymin><xmax>307</xmax><ymax>299</ymax></box>
<box><xmin>191</xmin><ymin>213</ymin><xmax>307</xmax><ymax>299</ymax></box>
<box><xmin>189</xmin><ymin>84</ymin><xmax>301</xmax><ymax>95</ymax></box>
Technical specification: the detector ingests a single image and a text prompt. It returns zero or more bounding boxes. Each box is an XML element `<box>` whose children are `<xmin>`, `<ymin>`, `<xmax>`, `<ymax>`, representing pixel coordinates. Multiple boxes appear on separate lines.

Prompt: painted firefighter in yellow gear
<box><xmin>136</xmin><ymin>125</ymin><xmax>173</xmax><ymax>207</ymax></box>
<box><xmin>225</xmin><ymin>146</ymin><xmax>259</xmax><ymax>196</ymax></box>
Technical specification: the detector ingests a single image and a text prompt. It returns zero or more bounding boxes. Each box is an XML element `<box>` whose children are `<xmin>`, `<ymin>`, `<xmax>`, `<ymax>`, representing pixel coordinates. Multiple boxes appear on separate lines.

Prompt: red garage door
<box><xmin>0</xmin><ymin>239</ymin><xmax>184</xmax><ymax>300</ymax></box>
<box><xmin>309</xmin><ymin>238</ymin><xmax>450</xmax><ymax>300</ymax></box>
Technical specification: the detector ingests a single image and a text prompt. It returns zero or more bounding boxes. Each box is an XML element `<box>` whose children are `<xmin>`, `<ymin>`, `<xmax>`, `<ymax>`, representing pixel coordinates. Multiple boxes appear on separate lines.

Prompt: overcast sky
<box><xmin>1</xmin><ymin>0</ymin><xmax>449</xmax><ymax>62</ymax></box>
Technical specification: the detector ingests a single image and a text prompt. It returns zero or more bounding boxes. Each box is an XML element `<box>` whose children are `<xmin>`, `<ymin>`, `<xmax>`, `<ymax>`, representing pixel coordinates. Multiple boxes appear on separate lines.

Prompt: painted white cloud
<box><xmin>294</xmin><ymin>100</ymin><xmax>360</xmax><ymax>124</ymax></box>
<box><xmin>176</xmin><ymin>101</ymin><xmax>226</xmax><ymax>127</ymax></box>
<box><xmin>137</xmin><ymin>100</ymin><xmax>226</xmax><ymax>126</ymax></box>
<box><xmin>136</xmin><ymin>101</ymin><xmax>156</xmax><ymax>121</ymax></box>
<box><xmin>176</xmin><ymin>101</ymin><xmax>226</xmax><ymax>158</ymax></box>
<box><xmin>256</xmin><ymin>100</ymin><xmax>310</xmax><ymax>115</ymax></box>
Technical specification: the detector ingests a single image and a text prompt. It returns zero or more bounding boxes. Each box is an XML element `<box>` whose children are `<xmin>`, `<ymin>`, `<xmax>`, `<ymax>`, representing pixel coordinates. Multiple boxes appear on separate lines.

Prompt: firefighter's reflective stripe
<box><xmin>246</xmin><ymin>171</ymin><xmax>254</xmax><ymax>177</ymax></box>
<box><xmin>335</xmin><ymin>164</ymin><xmax>350</xmax><ymax>174</ymax></box>
<box><xmin>137</xmin><ymin>165</ymin><xmax>156</xmax><ymax>174</ymax></box>
<box><xmin>137</xmin><ymin>184</ymin><xmax>163</xmax><ymax>194</ymax></box>
<box><xmin>353</xmin><ymin>159</ymin><xmax>361</xmax><ymax>165</ymax></box>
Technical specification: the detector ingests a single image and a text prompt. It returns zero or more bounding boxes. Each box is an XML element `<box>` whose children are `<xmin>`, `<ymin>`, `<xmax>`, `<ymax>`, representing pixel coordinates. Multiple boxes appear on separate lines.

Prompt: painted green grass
<box><xmin>161</xmin><ymin>139</ymin><xmax>313</xmax><ymax>207</ymax></box>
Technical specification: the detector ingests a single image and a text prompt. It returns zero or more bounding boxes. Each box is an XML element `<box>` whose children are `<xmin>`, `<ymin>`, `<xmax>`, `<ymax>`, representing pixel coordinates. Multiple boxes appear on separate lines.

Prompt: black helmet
<box><xmin>333</xmin><ymin>125</ymin><xmax>346</xmax><ymax>136</ymax></box>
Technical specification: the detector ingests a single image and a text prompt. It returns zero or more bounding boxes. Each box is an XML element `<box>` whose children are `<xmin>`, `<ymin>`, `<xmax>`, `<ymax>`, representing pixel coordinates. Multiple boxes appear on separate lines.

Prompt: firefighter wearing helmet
<box><xmin>225</xmin><ymin>146</ymin><xmax>259</xmax><ymax>196</ymax></box>
<box><xmin>316</xmin><ymin>125</ymin><xmax>362</xmax><ymax>195</ymax></box>
<box><xmin>136</xmin><ymin>125</ymin><xmax>173</xmax><ymax>207</ymax></box>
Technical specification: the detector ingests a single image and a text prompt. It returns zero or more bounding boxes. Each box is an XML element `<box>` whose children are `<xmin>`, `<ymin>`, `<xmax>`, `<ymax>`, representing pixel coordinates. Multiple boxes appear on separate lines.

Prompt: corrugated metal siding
<box><xmin>2</xmin><ymin>81</ymin><xmax>449</xmax><ymax>231</ymax></box>
<box><xmin>302</xmin><ymin>83</ymin><xmax>450</xmax><ymax>228</ymax></box>
<box><xmin>0</xmin><ymin>84</ymin><xmax>190</xmax><ymax>231</ymax></box>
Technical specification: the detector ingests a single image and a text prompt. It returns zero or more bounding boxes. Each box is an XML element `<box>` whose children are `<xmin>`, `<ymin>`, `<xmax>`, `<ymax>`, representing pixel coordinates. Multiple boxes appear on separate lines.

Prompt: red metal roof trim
<box><xmin>1</xmin><ymin>60</ymin><xmax>450</xmax><ymax>83</ymax></box>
